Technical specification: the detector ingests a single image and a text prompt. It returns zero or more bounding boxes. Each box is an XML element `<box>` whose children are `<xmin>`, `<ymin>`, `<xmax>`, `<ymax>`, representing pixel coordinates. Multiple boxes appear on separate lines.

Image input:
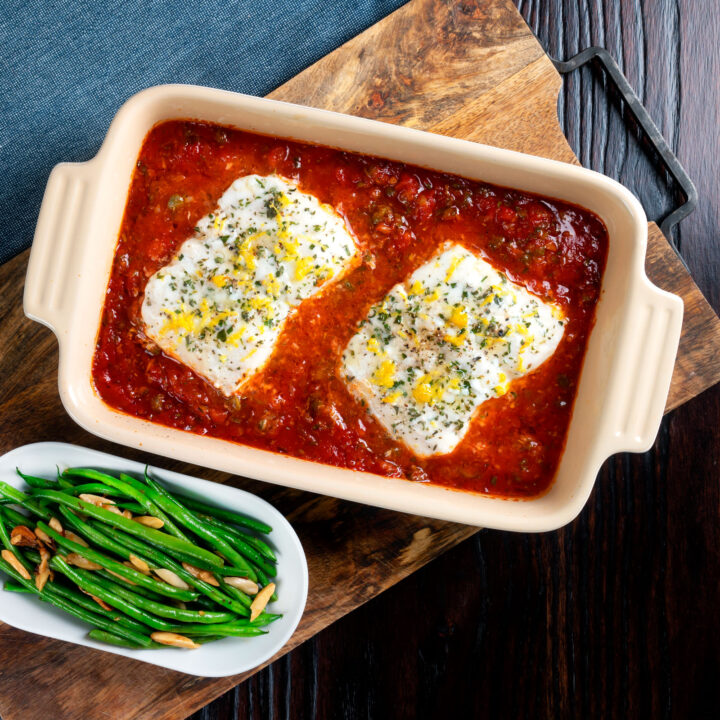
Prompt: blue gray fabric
<box><xmin>0</xmin><ymin>0</ymin><xmax>407</xmax><ymax>264</ymax></box>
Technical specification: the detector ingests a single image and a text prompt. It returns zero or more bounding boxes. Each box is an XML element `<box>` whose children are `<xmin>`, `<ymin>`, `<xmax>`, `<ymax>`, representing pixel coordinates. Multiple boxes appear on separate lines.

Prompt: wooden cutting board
<box><xmin>1</xmin><ymin>1</ymin><xmax>719</xmax><ymax>718</ymax></box>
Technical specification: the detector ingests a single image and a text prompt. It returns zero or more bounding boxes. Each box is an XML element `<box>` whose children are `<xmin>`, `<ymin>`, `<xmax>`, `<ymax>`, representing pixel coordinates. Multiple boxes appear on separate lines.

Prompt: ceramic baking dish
<box><xmin>24</xmin><ymin>84</ymin><xmax>683</xmax><ymax>531</ymax></box>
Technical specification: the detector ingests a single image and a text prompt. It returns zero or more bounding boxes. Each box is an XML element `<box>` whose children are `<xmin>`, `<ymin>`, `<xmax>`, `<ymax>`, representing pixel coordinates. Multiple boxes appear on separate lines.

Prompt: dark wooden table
<box><xmin>188</xmin><ymin>1</ymin><xmax>720</xmax><ymax>718</ymax></box>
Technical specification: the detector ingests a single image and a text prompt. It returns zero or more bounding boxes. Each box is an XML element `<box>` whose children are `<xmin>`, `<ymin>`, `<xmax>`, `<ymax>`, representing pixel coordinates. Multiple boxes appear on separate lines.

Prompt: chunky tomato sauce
<box><xmin>93</xmin><ymin>120</ymin><xmax>608</xmax><ymax>498</ymax></box>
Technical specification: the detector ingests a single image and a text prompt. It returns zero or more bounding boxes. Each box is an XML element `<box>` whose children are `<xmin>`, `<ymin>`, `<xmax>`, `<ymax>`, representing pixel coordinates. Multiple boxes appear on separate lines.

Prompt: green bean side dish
<box><xmin>0</xmin><ymin>467</ymin><xmax>281</xmax><ymax>650</ymax></box>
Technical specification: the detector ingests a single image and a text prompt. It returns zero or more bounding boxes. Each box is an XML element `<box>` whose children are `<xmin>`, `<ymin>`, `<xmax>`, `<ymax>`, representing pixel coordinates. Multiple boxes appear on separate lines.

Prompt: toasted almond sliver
<box><xmin>154</xmin><ymin>568</ymin><xmax>190</xmax><ymax>590</ymax></box>
<box><xmin>91</xmin><ymin>594</ymin><xmax>112</xmax><ymax>611</ymax></box>
<box><xmin>10</xmin><ymin>525</ymin><xmax>38</xmax><ymax>548</ymax></box>
<box><xmin>105</xmin><ymin>505</ymin><xmax>123</xmax><ymax>516</ymax></box>
<box><xmin>64</xmin><ymin>530</ymin><xmax>90</xmax><ymax>548</ymax></box>
<box><xmin>48</xmin><ymin>517</ymin><xmax>64</xmax><ymax>534</ymax></box>
<box><xmin>182</xmin><ymin>562</ymin><xmax>220</xmax><ymax>587</ymax></box>
<box><xmin>79</xmin><ymin>493</ymin><xmax>116</xmax><ymax>506</ymax></box>
<box><xmin>79</xmin><ymin>588</ymin><xmax>112</xmax><ymax>611</ymax></box>
<box><xmin>249</xmin><ymin>582</ymin><xmax>276</xmax><ymax>621</ymax></box>
<box><xmin>35</xmin><ymin>567</ymin><xmax>51</xmax><ymax>592</ymax></box>
<box><xmin>224</xmin><ymin>576</ymin><xmax>259</xmax><ymax>595</ymax></box>
<box><xmin>106</xmin><ymin>569</ymin><xmax>137</xmax><ymax>586</ymax></box>
<box><xmin>66</xmin><ymin>553</ymin><xmax>103</xmax><ymax>571</ymax></box>
<box><xmin>122</xmin><ymin>509</ymin><xmax>133</xmax><ymax>520</ymax></box>
<box><xmin>128</xmin><ymin>554</ymin><xmax>151</xmax><ymax>574</ymax></box>
<box><xmin>123</xmin><ymin>560</ymin><xmax>150</xmax><ymax>576</ymax></box>
<box><xmin>1</xmin><ymin>549</ymin><xmax>32</xmax><ymax>580</ymax></box>
<box><xmin>134</xmin><ymin>516</ymin><xmax>164</xmax><ymax>529</ymax></box>
<box><xmin>34</xmin><ymin>527</ymin><xmax>54</xmax><ymax>546</ymax></box>
<box><xmin>37</xmin><ymin>545</ymin><xmax>52</xmax><ymax>578</ymax></box>
<box><xmin>150</xmin><ymin>631</ymin><xmax>200</xmax><ymax>649</ymax></box>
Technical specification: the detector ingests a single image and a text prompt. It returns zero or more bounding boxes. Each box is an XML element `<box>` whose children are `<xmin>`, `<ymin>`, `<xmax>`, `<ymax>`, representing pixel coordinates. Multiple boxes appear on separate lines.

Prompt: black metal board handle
<box><xmin>552</xmin><ymin>47</ymin><xmax>697</xmax><ymax>265</ymax></box>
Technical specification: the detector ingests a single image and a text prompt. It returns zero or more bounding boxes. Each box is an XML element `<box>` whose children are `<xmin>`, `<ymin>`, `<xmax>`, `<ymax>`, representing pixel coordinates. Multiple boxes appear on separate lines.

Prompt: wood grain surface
<box><xmin>0</xmin><ymin>0</ymin><xmax>718</xmax><ymax>718</ymax></box>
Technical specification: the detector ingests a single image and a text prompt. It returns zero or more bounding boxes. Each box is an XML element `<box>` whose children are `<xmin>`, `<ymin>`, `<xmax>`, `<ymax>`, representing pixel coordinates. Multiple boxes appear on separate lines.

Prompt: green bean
<box><xmin>63</xmin><ymin>468</ymin><xmax>191</xmax><ymax>541</ymax></box>
<box><xmin>61</xmin><ymin>483</ymin><xmax>126</xmax><ymax>497</ymax></box>
<box><xmin>251</xmin><ymin>564</ymin><xmax>278</xmax><ymax>602</ymax></box>
<box><xmin>192</xmin><ymin>594</ymin><xmax>219</xmax><ymax>610</ymax></box>
<box><xmin>87</xmin><ymin>628</ymin><xmax>147</xmax><ymax>649</ymax></box>
<box><xmin>94</xmin><ymin>570</ymin><xmax>171</xmax><ymax>602</ymax></box>
<box><xmin>218</xmin><ymin>579</ymin><xmax>252</xmax><ymax>609</ymax></box>
<box><xmin>41</xmin><ymin>594</ymin><xmax>153</xmax><ymax>647</ymax></box>
<box><xmin>46</xmin><ymin>577</ymin><xmax>152</xmax><ymax>634</ymax></box>
<box><xmin>208</xmin><ymin>564</ymin><xmax>263</xmax><ymax>578</ymax></box>
<box><xmin>62</xmin><ymin>468</ymin><xmax>130</xmax><ymax>485</ymax></box>
<box><xmin>57</xmin><ymin>506</ymin><xmax>137</xmax><ymax>562</ymax></box>
<box><xmin>0</xmin><ymin>505</ymin><xmax>30</xmax><ymax>527</ymax></box>
<box><xmin>56</xmin><ymin>470</ymin><xmax>74</xmax><ymax>490</ymax></box>
<box><xmin>4</xmin><ymin>579</ymin><xmax>33</xmax><ymax>593</ymax></box>
<box><xmin>175</xmin><ymin>493</ymin><xmax>272</xmax><ymax>534</ymax></box>
<box><xmin>93</xmin><ymin>523</ymin><xmax>251</xmax><ymax>617</ymax></box>
<box><xmin>191</xmin><ymin>635</ymin><xmax>227</xmax><ymax>645</ymax></box>
<box><xmin>116</xmin><ymin>501</ymin><xmax>146</xmax><ymax>514</ymax></box>
<box><xmin>248</xmin><ymin>612</ymin><xmax>282</xmax><ymax>626</ymax></box>
<box><xmin>0</xmin><ymin>481</ymin><xmax>51</xmax><ymax>519</ymax></box>
<box><xmin>200</xmin><ymin>514</ymin><xmax>277</xmax><ymax>564</ymax></box>
<box><xmin>0</xmin><ymin>555</ymin><xmax>153</xmax><ymax>647</ymax></box>
<box><xmin>166</xmin><ymin>623</ymin><xmax>268</xmax><ymax>637</ymax></box>
<box><xmin>52</xmin><ymin>556</ymin><xmax>179</xmax><ymax>631</ymax></box>
<box><xmin>214</xmin><ymin>528</ymin><xmax>276</xmax><ymax>577</ymax></box>
<box><xmin>142</xmin><ymin>475</ymin><xmax>252</xmax><ymax>573</ymax></box>
<box><xmin>37</xmin><ymin>521</ymin><xmax>198</xmax><ymax>601</ymax></box>
<box><xmin>28</xmin><ymin>490</ymin><xmax>222</xmax><ymax>568</ymax></box>
<box><xmin>15</xmin><ymin>470</ymin><xmax>57</xmax><ymax>489</ymax></box>
<box><xmin>97</xmin><ymin>575</ymin><xmax>237</xmax><ymax>624</ymax></box>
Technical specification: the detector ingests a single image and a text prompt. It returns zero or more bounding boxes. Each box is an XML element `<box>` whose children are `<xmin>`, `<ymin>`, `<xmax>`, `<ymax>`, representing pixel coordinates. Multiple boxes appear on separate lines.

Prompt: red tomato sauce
<box><xmin>93</xmin><ymin>120</ymin><xmax>608</xmax><ymax>498</ymax></box>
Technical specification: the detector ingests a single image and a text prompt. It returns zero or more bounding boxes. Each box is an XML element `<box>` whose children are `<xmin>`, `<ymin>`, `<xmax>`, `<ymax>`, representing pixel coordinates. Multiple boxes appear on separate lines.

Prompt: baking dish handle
<box><xmin>608</xmin><ymin>279</ymin><xmax>683</xmax><ymax>453</ymax></box>
<box><xmin>24</xmin><ymin>160</ymin><xmax>99</xmax><ymax>335</ymax></box>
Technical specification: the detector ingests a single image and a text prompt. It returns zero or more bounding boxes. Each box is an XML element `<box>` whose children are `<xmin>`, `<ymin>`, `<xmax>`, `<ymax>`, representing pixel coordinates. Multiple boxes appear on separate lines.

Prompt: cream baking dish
<box><xmin>24</xmin><ymin>84</ymin><xmax>683</xmax><ymax>531</ymax></box>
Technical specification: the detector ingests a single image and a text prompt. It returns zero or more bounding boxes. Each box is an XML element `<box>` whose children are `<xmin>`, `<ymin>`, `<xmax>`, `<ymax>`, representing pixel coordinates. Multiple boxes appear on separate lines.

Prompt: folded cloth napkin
<box><xmin>0</xmin><ymin>0</ymin><xmax>406</xmax><ymax>265</ymax></box>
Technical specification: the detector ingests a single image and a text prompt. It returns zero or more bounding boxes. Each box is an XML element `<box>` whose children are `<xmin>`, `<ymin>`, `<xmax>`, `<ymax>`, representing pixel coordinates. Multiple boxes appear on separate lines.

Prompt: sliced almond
<box><xmin>122</xmin><ymin>560</ymin><xmax>149</xmax><ymax>576</ymax></box>
<box><xmin>182</xmin><ymin>562</ymin><xmax>220</xmax><ymax>587</ymax></box>
<box><xmin>134</xmin><ymin>516</ymin><xmax>164</xmax><ymax>529</ymax></box>
<box><xmin>122</xmin><ymin>509</ymin><xmax>133</xmax><ymax>520</ymax></box>
<box><xmin>80</xmin><ymin>588</ymin><xmax>112</xmax><ymax>611</ymax></box>
<box><xmin>35</xmin><ymin>546</ymin><xmax>53</xmax><ymax>592</ymax></box>
<box><xmin>65</xmin><ymin>553</ymin><xmax>103</xmax><ymax>571</ymax></box>
<box><xmin>78</xmin><ymin>493</ymin><xmax>116</xmax><ymax>506</ymax></box>
<box><xmin>154</xmin><ymin>568</ymin><xmax>190</xmax><ymax>590</ymax></box>
<box><xmin>128</xmin><ymin>554</ymin><xmax>151</xmax><ymax>574</ymax></box>
<box><xmin>105</xmin><ymin>505</ymin><xmax>123</xmax><ymax>516</ymax></box>
<box><xmin>224</xmin><ymin>576</ymin><xmax>259</xmax><ymax>595</ymax></box>
<box><xmin>64</xmin><ymin>530</ymin><xmax>90</xmax><ymax>548</ymax></box>
<box><xmin>37</xmin><ymin>545</ymin><xmax>52</xmax><ymax>578</ymax></box>
<box><xmin>106</xmin><ymin>569</ymin><xmax>137</xmax><ymax>586</ymax></box>
<box><xmin>1</xmin><ymin>549</ymin><xmax>31</xmax><ymax>580</ymax></box>
<box><xmin>48</xmin><ymin>517</ymin><xmax>64</xmax><ymax>534</ymax></box>
<box><xmin>10</xmin><ymin>525</ymin><xmax>39</xmax><ymax>548</ymax></box>
<box><xmin>34</xmin><ymin>527</ymin><xmax>54</xmax><ymax>546</ymax></box>
<box><xmin>150</xmin><ymin>631</ymin><xmax>200</xmax><ymax>649</ymax></box>
<box><xmin>35</xmin><ymin>567</ymin><xmax>51</xmax><ymax>592</ymax></box>
<box><xmin>249</xmin><ymin>582</ymin><xmax>276</xmax><ymax>621</ymax></box>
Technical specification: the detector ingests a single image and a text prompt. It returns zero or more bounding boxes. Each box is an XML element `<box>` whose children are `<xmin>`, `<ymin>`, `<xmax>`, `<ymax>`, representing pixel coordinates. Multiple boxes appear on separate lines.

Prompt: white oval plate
<box><xmin>0</xmin><ymin>441</ymin><xmax>308</xmax><ymax>677</ymax></box>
